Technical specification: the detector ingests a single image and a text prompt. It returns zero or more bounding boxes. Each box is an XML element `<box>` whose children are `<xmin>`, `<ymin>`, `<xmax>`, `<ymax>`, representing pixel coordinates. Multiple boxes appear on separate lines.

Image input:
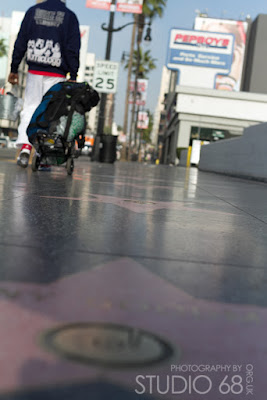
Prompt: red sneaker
<box><xmin>17</xmin><ymin>144</ymin><xmax>32</xmax><ymax>168</ymax></box>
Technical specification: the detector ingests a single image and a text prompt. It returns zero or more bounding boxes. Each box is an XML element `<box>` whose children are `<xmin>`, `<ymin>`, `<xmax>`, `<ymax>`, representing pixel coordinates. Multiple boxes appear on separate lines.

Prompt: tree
<box><xmin>124</xmin><ymin>48</ymin><xmax>156</xmax><ymax>79</ymax></box>
<box><xmin>0</xmin><ymin>39</ymin><xmax>7</xmax><ymax>58</ymax></box>
<box><xmin>143</xmin><ymin>0</ymin><xmax>167</xmax><ymax>19</ymax></box>
<box><xmin>122</xmin><ymin>17</ymin><xmax>137</xmax><ymax>138</ymax></box>
<box><xmin>125</xmin><ymin>0</ymin><xmax>167</xmax><ymax>159</ymax></box>
<box><xmin>139</xmin><ymin>0</ymin><xmax>167</xmax><ymax>42</ymax></box>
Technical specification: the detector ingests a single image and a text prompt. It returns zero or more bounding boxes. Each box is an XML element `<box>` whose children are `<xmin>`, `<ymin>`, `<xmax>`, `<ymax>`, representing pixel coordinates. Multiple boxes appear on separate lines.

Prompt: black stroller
<box><xmin>27</xmin><ymin>81</ymin><xmax>99</xmax><ymax>175</ymax></box>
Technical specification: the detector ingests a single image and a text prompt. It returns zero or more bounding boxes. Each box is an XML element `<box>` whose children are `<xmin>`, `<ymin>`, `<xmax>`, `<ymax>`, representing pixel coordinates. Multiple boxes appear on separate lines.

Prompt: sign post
<box><xmin>91</xmin><ymin>0</ymin><xmax>116</xmax><ymax>162</ymax></box>
<box><xmin>86</xmin><ymin>0</ymin><xmax>145</xmax><ymax>161</ymax></box>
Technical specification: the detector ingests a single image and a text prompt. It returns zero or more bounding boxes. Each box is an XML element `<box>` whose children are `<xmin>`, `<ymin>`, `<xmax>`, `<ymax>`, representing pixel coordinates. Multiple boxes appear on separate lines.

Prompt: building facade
<box><xmin>84</xmin><ymin>52</ymin><xmax>99</xmax><ymax>135</ymax></box>
<box><xmin>157</xmin><ymin>14</ymin><xmax>267</xmax><ymax>165</ymax></box>
<box><xmin>151</xmin><ymin>66</ymin><xmax>171</xmax><ymax>146</ymax></box>
<box><xmin>241</xmin><ymin>14</ymin><xmax>267</xmax><ymax>94</ymax></box>
<box><xmin>162</xmin><ymin>85</ymin><xmax>267</xmax><ymax>164</ymax></box>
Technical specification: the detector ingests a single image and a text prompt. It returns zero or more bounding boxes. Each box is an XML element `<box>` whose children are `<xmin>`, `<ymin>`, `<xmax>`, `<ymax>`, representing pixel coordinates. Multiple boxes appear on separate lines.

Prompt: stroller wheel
<box><xmin>66</xmin><ymin>158</ymin><xmax>74</xmax><ymax>175</ymax></box>
<box><xmin>32</xmin><ymin>153</ymin><xmax>41</xmax><ymax>172</ymax></box>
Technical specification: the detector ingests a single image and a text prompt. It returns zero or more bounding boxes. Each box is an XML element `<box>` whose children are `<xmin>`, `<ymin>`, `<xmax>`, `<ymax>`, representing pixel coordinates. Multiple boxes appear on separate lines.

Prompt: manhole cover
<box><xmin>42</xmin><ymin>322</ymin><xmax>174</xmax><ymax>368</ymax></box>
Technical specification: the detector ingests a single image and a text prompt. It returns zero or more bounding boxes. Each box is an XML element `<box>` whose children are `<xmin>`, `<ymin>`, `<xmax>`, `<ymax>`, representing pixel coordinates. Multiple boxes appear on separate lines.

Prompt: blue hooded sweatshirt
<box><xmin>11</xmin><ymin>0</ymin><xmax>81</xmax><ymax>80</ymax></box>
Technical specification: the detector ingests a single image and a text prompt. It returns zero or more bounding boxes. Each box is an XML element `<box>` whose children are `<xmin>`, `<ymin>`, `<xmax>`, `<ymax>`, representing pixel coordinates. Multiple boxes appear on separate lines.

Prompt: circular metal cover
<box><xmin>42</xmin><ymin>322</ymin><xmax>174</xmax><ymax>368</ymax></box>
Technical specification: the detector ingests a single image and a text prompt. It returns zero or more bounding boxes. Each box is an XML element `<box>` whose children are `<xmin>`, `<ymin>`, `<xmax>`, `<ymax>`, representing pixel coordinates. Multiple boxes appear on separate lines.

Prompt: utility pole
<box><xmin>128</xmin><ymin>13</ymin><xmax>144</xmax><ymax>161</ymax></box>
<box><xmin>122</xmin><ymin>17</ymin><xmax>137</xmax><ymax>161</ymax></box>
<box><xmin>90</xmin><ymin>1</ymin><xmax>151</xmax><ymax>162</ymax></box>
<box><xmin>96</xmin><ymin>0</ymin><xmax>116</xmax><ymax>137</ymax></box>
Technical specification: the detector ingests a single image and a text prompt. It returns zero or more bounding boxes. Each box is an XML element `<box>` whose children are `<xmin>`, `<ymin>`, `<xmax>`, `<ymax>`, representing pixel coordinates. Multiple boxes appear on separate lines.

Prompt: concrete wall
<box><xmin>179</xmin><ymin>149</ymin><xmax>188</xmax><ymax>166</ymax></box>
<box><xmin>198</xmin><ymin>122</ymin><xmax>267</xmax><ymax>180</ymax></box>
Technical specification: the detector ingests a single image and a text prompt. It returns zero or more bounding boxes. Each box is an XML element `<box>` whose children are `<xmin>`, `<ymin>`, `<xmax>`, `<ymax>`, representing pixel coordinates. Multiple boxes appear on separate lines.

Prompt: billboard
<box><xmin>166</xmin><ymin>27</ymin><xmax>238</xmax><ymax>90</ymax></box>
<box><xmin>86</xmin><ymin>0</ymin><xmax>143</xmax><ymax>13</ymax></box>
<box><xmin>194</xmin><ymin>17</ymin><xmax>248</xmax><ymax>91</ymax></box>
<box><xmin>167</xmin><ymin>29</ymin><xmax>234</xmax><ymax>71</ymax></box>
<box><xmin>129</xmin><ymin>79</ymin><xmax>148</xmax><ymax>106</ymax></box>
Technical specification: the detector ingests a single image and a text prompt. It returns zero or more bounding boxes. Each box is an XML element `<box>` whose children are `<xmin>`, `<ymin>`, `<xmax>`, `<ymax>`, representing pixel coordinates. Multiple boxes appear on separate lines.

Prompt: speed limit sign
<box><xmin>93</xmin><ymin>60</ymin><xmax>119</xmax><ymax>94</ymax></box>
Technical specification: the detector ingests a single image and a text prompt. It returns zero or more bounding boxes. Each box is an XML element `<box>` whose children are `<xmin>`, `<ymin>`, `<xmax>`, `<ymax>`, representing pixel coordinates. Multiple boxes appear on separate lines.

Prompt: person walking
<box><xmin>8</xmin><ymin>0</ymin><xmax>81</xmax><ymax>168</ymax></box>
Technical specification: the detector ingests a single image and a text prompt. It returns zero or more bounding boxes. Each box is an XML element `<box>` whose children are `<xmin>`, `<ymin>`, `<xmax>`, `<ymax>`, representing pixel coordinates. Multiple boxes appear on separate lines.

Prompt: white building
<box><xmin>162</xmin><ymin>85</ymin><xmax>267</xmax><ymax>164</ymax></box>
<box><xmin>160</xmin><ymin>16</ymin><xmax>264</xmax><ymax>164</ymax></box>
<box><xmin>84</xmin><ymin>53</ymin><xmax>95</xmax><ymax>86</ymax></box>
<box><xmin>77</xmin><ymin>26</ymin><xmax>90</xmax><ymax>83</ymax></box>
<box><xmin>83</xmin><ymin>52</ymin><xmax>99</xmax><ymax>135</ymax></box>
<box><xmin>151</xmin><ymin>66</ymin><xmax>171</xmax><ymax>145</ymax></box>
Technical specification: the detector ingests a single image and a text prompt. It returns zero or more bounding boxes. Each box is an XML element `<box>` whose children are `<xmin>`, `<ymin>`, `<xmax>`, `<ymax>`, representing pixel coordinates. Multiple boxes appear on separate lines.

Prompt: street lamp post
<box><xmin>128</xmin><ymin>14</ymin><xmax>150</xmax><ymax>161</ymax></box>
<box><xmin>97</xmin><ymin>1</ymin><xmax>116</xmax><ymax>137</ymax></box>
<box><xmin>122</xmin><ymin>18</ymin><xmax>137</xmax><ymax>161</ymax></box>
<box><xmin>92</xmin><ymin>0</ymin><xmax>116</xmax><ymax>161</ymax></box>
<box><xmin>120</xmin><ymin>19</ymin><xmax>152</xmax><ymax>161</ymax></box>
<box><xmin>92</xmin><ymin>1</ymin><xmax>152</xmax><ymax>162</ymax></box>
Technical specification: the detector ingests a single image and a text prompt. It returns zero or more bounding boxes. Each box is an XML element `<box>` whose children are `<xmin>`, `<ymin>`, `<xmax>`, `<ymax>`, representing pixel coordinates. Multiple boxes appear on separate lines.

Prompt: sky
<box><xmin>2</xmin><ymin>0</ymin><xmax>267</xmax><ymax>128</ymax></box>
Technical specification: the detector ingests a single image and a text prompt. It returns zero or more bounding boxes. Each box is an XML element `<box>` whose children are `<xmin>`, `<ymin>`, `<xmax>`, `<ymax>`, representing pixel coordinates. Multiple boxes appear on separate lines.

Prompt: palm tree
<box><xmin>122</xmin><ymin>16</ymin><xmax>137</xmax><ymax>159</ymax></box>
<box><xmin>143</xmin><ymin>0</ymin><xmax>166</xmax><ymax>19</ymax></box>
<box><xmin>0</xmin><ymin>39</ymin><xmax>7</xmax><ymax>58</ymax></box>
<box><xmin>138</xmin><ymin>0</ymin><xmax>167</xmax><ymax>43</ymax></box>
<box><xmin>124</xmin><ymin>48</ymin><xmax>157</xmax><ymax>79</ymax></box>
<box><xmin>125</xmin><ymin>0</ymin><xmax>167</xmax><ymax>160</ymax></box>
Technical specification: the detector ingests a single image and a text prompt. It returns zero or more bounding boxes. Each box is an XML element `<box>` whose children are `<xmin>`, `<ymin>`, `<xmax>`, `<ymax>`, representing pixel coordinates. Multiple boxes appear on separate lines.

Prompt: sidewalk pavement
<box><xmin>0</xmin><ymin>154</ymin><xmax>266</xmax><ymax>399</ymax></box>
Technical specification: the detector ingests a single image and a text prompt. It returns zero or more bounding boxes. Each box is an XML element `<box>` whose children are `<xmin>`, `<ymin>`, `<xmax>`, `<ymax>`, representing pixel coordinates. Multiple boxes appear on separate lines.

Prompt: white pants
<box><xmin>16</xmin><ymin>73</ymin><xmax>65</xmax><ymax>148</ymax></box>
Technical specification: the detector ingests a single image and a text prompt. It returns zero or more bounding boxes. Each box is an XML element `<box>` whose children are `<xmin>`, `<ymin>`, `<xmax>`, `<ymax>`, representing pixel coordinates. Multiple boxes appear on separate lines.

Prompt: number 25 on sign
<box><xmin>93</xmin><ymin>61</ymin><xmax>119</xmax><ymax>94</ymax></box>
